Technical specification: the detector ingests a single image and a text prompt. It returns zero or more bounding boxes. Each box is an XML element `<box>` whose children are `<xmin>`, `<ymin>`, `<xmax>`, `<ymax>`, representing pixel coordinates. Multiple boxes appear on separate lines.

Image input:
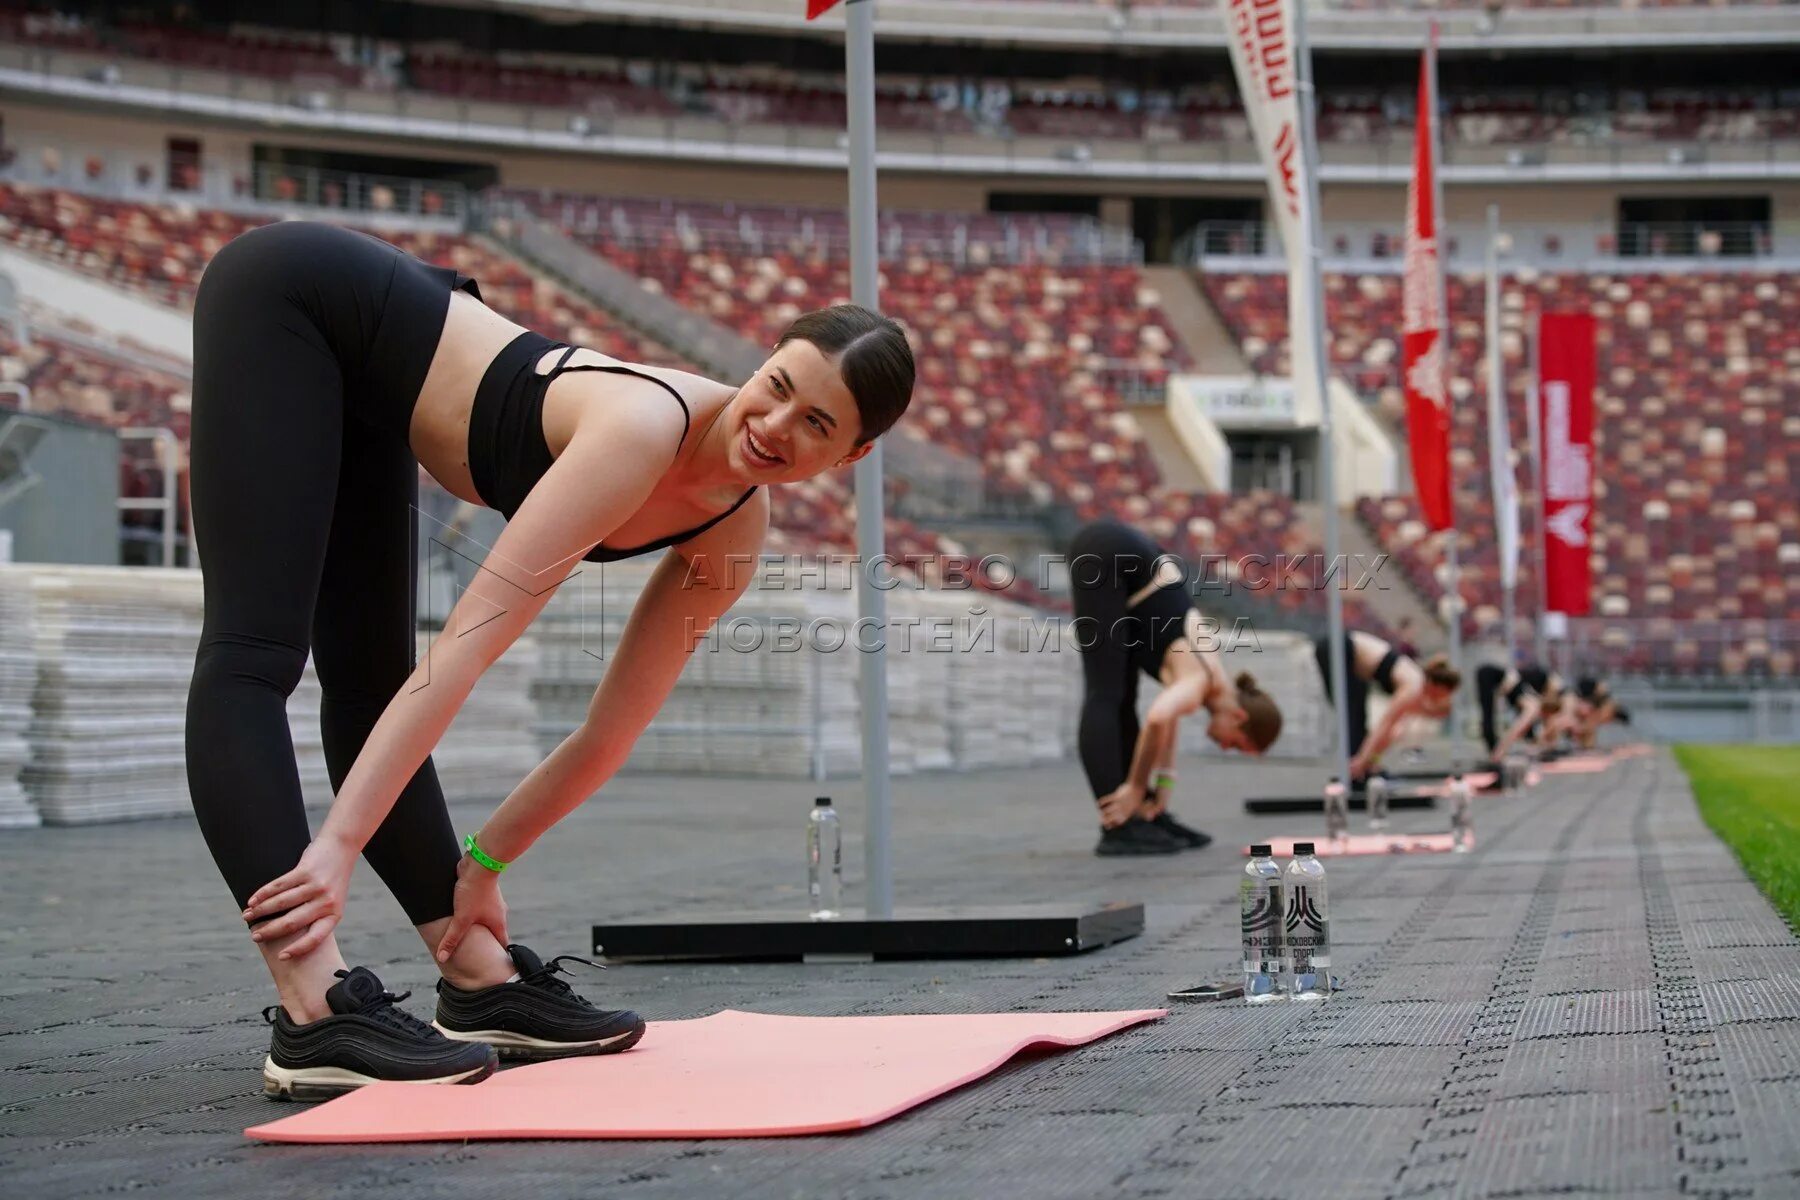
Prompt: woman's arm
<box><xmin>312</xmin><ymin>383</ymin><xmax>690</xmax><ymax>857</ymax></box>
<box><xmin>474</xmin><ymin>489</ymin><xmax>769</xmax><ymax>863</ymax></box>
<box><xmin>1126</xmin><ymin>676</ymin><xmax>1207</xmax><ymax>794</ymax></box>
<box><xmin>1494</xmin><ymin>695</ymin><xmax>1542</xmax><ymax>758</ymax></box>
<box><xmin>1355</xmin><ymin>683</ymin><xmax>1421</xmax><ymax>774</ymax></box>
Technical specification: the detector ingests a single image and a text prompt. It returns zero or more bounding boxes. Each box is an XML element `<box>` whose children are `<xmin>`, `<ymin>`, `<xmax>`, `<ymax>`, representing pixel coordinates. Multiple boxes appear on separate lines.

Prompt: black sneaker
<box><xmin>1095</xmin><ymin>816</ymin><xmax>1185</xmax><ymax>856</ymax></box>
<box><xmin>1150</xmin><ymin>810</ymin><xmax>1213</xmax><ymax>849</ymax></box>
<box><xmin>433</xmin><ymin>943</ymin><xmax>646</xmax><ymax>1061</ymax></box>
<box><xmin>261</xmin><ymin>966</ymin><xmax>497</xmax><ymax>1101</ymax></box>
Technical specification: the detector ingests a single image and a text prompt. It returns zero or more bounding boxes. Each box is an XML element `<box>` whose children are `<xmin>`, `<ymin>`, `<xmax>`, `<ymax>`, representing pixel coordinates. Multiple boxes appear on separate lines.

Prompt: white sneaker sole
<box><xmin>431</xmin><ymin>1021</ymin><xmax>644</xmax><ymax>1060</ymax></box>
<box><xmin>261</xmin><ymin>1055</ymin><xmax>493</xmax><ymax>1101</ymax></box>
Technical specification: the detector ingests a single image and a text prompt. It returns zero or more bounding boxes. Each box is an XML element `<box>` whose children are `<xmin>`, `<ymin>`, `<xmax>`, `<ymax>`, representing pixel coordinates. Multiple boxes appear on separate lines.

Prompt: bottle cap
<box><xmin>1250</xmin><ymin>844</ymin><xmax>1273</xmax><ymax>857</ymax></box>
<box><xmin>1294</xmin><ymin>842</ymin><xmax>1316</xmax><ymax>855</ymax></box>
<box><xmin>815</xmin><ymin>796</ymin><xmax>832</xmax><ymax>808</ymax></box>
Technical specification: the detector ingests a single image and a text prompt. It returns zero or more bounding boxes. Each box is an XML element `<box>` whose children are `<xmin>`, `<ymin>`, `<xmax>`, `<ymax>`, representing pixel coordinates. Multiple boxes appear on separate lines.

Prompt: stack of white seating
<box><xmin>0</xmin><ymin>569</ymin><xmax>38</xmax><ymax>825</ymax></box>
<box><xmin>22</xmin><ymin>568</ymin><xmax>203</xmax><ymax>823</ymax></box>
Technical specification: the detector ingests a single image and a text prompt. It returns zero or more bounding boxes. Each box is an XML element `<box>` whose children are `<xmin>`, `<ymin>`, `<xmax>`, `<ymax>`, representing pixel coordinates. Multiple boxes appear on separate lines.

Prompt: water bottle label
<box><xmin>1241</xmin><ymin>890</ymin><xmax>1282</xmax><ymax>945</ymax></box>
<box><xmin>1285</xmin><ymin>886</ymin><xmax>1327</xmax><ymax>965</ymax></box>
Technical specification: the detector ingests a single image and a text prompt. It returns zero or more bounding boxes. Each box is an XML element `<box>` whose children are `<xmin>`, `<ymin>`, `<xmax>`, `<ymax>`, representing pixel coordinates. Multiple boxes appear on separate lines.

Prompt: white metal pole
<box><xmin>1488</xmin><ymin>204</ymin><xmax>1515</xmax><ymax>662</ymax></box>
<box><xmin>1294</xmin><ymin>4</ymin><xmax>1352</xmax><ymax>787</ymax></box>
<box><xmin>844</xmin><ymin>0</ymin><xmax>892</xmax><ymax>920</ymax></box>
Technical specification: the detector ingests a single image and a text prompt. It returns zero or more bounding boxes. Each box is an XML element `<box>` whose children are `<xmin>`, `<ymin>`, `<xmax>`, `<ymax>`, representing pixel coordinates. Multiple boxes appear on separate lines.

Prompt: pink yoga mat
<box><xmin>245</xmin><ymin>1007</ymin><xmax>1164</xmax><ymax>1144</ymax></box>
<box><xmin>1537</xmin><ymin>756</ymin><xmax>1613</xmax><ymax>775</ymax></box>
<box><xmin>1410</xmin><ymin>771</ymin><xmax>1498</xmax><ymax>797</ymax></box>
<box><xmin>1244</xmin><ymin>833</ymin><xmax>1461</xmax><ymax>857</ymax></box>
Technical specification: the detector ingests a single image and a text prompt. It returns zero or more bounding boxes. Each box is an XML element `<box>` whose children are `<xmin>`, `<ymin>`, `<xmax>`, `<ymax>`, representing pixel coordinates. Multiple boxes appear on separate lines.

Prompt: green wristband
<box><xmin>463</xmin><ymin>833</ymin><xmax>509</xmax><ymax>873</ymax></box>
<box><xmin>1152</xmin><ymin>770</ymin><xmax>1177</xmax><ymax>789</ymax></box>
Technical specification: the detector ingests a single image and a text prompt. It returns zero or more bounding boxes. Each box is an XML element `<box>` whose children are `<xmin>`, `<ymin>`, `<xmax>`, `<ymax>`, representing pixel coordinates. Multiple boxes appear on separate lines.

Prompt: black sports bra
<box><xmin>467</xmin><ymin>331</ymin><xmax>758</xmax><ymax>563</ymax></box>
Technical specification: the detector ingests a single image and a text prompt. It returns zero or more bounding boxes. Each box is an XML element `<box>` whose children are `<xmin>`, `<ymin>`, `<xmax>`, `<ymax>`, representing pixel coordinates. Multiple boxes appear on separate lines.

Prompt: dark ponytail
<box><xmin>776</xmin><ymin>304</ymin><xmax>915</xmax><ymax>446</ymax></box>
<box><xmin>1234</xmin><ymin>672</ymin><xmax>1284</xmax><ymax>753</ymax></box>
<box><xmin>1421</xmin><ymin>653</ymin><xmax>1462</xmax><ymax>691</ymax></box>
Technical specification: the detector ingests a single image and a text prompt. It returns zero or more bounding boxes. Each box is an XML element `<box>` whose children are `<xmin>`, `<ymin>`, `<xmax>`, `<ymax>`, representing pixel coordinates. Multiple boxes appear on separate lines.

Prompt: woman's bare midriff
<box><xmin>406</xmin><ymin>290</ymin><xmax>746</xmax><ymax>547</ymax></box>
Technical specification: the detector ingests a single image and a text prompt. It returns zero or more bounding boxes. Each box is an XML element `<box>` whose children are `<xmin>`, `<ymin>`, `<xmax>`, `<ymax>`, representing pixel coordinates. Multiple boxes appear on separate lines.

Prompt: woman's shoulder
<box><xmin>554</xmin><ymin>347</ymin><xmax>734</xmax><ymax>407</ymax></box>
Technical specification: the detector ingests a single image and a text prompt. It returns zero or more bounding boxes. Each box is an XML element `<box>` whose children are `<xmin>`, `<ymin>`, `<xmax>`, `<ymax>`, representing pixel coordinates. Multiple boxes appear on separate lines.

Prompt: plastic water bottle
<box><xmin>1323</xmin><ymin>776</ymin><xmax>1349</xmax><ymax>843</ymax></box>
<box><xmin>1284</xmin><ymin>843</ymin><xmax>1331</xmax><ymax>1001</ymax></box>
<box><xmin>807</xmin><ymin>797</ymin><xmax>842</xmax><ymax>919</ymax></box>
<box><xmin>1240</xmin><ymin>844</ymin><xmax>1287</xmax><ymax>1003</ymax></box>
<box><xmin>1449</xmin><ymin>774</ymin><xmax>1474</xmax><ymax>853</ymax></box>
<box><xmin>1505</xmin><ymin>752</ymin><xmax>1529</xmax><ymax>792</ymax></box>
<box><xmin>1366</xmin><ymin>774</ymin><xmax>1391</xmax><ymax>831</ymax></box>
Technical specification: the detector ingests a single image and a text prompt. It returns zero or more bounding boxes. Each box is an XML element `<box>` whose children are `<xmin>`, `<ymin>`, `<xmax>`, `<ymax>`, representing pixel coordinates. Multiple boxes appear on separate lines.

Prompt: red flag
<box><xmin>807</xmin><ymin>0</ymin><xmax>843</xmax><ymax>17</ymax></box>
<box><xmin>1402</xmin><ymin>32</ymin><xmax>1452</xmax><ymax>532</ymax></box>
<box><xmin>1538</xmin><ymin>312</ymin><xmax>1596</xmax><ymax>616</ymax></box>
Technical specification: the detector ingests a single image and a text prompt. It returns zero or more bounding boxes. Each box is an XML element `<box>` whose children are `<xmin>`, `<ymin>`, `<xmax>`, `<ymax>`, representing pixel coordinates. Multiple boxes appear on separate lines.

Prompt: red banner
<box><xmin>1538</xmin><ymin>312</ymin><xmax>1596</xmax><ymax>616</ymax></box>
<box><xmin>806</xmin><ymin>0</ymin><xmax>843</xmax><ymax>17</ymax></box>
<box><xmin>1402</xmin><ymin>35</ymin><xmax>1452</xmax><ymax>532</ymax></box>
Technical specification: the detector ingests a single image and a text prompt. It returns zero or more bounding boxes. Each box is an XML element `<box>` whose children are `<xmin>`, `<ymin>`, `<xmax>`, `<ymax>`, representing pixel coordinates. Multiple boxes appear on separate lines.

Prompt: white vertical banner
<box><xmin>1225</xmin><ymin>0</ymin><xmax>1352</xmax><ymax>783</ymax></box>
<box><xmin>1223</xmin><ymin>0</ymin><xmax>1323</xmax><ymax>438</ymax></box>
<box><xmin>1486</xmin><ymin>233</ymin><xmax>1520</xmax><ymax>594</ymax></box>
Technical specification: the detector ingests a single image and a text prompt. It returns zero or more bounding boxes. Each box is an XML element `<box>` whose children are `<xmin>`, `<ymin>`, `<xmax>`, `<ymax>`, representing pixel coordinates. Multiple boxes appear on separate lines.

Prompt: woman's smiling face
<box><xmin>730</xmin><ymin>340</ymin><xmax>870</xmax><ymax>482</ymax></box>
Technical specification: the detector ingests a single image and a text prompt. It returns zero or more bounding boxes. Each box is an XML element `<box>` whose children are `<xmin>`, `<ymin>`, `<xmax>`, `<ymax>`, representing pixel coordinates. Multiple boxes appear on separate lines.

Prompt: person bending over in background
<box><xmin>1475</xmin><ymin>662</ymin><xmax>1565</xmax><ymax>760</ymax></box>
<box><xmin>1314</xmin><ymin>630</ymin><xmax>1460</xmax><ymax>781</ymax></box>
<box><xmin>1068</xmin><ymin>519</ymin><xmax>1283</xmax><ymax>857</ymax></box>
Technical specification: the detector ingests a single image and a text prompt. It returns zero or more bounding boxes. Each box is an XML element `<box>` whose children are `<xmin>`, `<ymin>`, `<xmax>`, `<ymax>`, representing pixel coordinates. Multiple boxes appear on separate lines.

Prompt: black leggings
<box><xmin>185</xmin><ymin>222</ymin><xmax>472</xmax><ymax>925</ymax></box>
<box><xmin>1476</xmin><ymin>664</ymin><xmax>1508</xmax><ymax>756</ymax></box>
<box><xmin>1069</xmin><ymin>521</ymin><xmax>1177</xmax><ymax>801</ymax></box>
<box><xmin>1314</xmin><ymin>634</ymin><xmax>1370</xmax><ymax>758</ymax></box>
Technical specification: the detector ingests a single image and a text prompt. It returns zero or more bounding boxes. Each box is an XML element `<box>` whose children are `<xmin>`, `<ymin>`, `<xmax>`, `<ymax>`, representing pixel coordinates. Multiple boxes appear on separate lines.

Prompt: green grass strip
<box><xmin>1674</xmin><ymin>744</ymin><xmax>1800</xmax><ymax>930</ymax></box>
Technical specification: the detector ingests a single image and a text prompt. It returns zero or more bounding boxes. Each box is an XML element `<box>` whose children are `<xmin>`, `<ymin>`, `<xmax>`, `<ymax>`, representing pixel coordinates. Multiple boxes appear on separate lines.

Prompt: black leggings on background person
<box><xmin>1068</xmin><ymin>520</ymin><xmax>1190</xmax><ymax>798</ymax></box>
<box><xmin>1313</xmin><ymin>633</ymin><xmax>1399</xmax><ymax>759</ymax></box>
<box><xmin>1476</xmin><ymin>664</ymin><xmax>1510</xmax><ymax>756</ymax></box>
<box><xmin>1475</xmin><ymin>663</ymin><xmax>1552</xmax><ymax>755</ymax></box>
<box><xmin>184</xmin><ymin>222</ymin><xmax>476</xmax><ymax>925</ymax></box>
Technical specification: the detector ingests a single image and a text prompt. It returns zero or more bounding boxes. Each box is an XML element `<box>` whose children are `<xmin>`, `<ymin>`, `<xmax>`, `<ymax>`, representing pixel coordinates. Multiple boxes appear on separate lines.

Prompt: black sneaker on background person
<box><xmin>1149</xmin><ymin>810</ymin><xmax>1213</xmax><ymax>850</ymax></box>
<box><xmin>262</xmin><ymin>966</ymin><xmax>498</xmax><ymax>1101</ymax></box>
<box><xmin>434</xmin><ymin>943</ymin><xmax>646</xmax><ymax>1061</ymax></box>
<box><xmin>1094</xmin><ymin>816</ymin><xmax>1185</xmax><ymax>856</ymax></box>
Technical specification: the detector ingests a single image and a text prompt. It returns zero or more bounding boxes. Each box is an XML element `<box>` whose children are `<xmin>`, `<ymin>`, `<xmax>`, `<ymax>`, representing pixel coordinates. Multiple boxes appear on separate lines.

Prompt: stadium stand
<box><xmin>0</xmin><ymin>177</ymin><xmax>1392</xmax><ymax>627</ymax></box>
<box><xmin>0</xmin><ymin>11</ymin><xmax>1795</xmax><ymax>155</ymax></box>
<box><xmin>541</xmin><ymin>191</ymin><xmax>1391</xmax><ymax>632</ymax></box>
<box><xmin>1203</xmin><ymin>267</ymin><xmax>1800</xmax><ymax>672</ymax></box>
<box><xmin>0</xmin><ymin>183</ymin><xmax>1001</xmax><ymax>583</ymax></box>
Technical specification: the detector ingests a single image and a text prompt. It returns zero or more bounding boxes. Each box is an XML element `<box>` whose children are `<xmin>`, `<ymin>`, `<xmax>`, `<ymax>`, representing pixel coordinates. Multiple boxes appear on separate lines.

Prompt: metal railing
<box><xmin>117</xmin><ymin>426</ymin><xmax>180</xmax><ymax>568</ymax></box>
<box><xmin>1614</xmin><ymin>222</ymin><xmax>1775</xmax><ymax>258</ymax></box>
<box><xmin>412</xmin><ymin>0</ymin><xmax>1800</xmax><ymax>52</ymax></box>
<box><xmin>2</xmin><ymin>41</ymin><xmax>1796</xmax><ymax>184</ymax></box>
<box><xmin>244</xmin><ymin>162</ymin><xmax>466</xmax><ymax>221</ymax></box>
<box><xmin>507</xmin><ymin>190</ymin><xmax>1140</xmax><ymax>266</ymax></box>
<box><xmin>1181</xmin><ymin>219</ymin><xmax>1796</xmax><ymax>268</ymax></box>
<box><xmin>0</xmin><ymin>129</ymin><xmax>466</xmax><ymax>225</ymax></box>
<box><xmin>1554</xmin><ymin>618</ymin><xmax>1800</xmax><ymax>681</ymax></box>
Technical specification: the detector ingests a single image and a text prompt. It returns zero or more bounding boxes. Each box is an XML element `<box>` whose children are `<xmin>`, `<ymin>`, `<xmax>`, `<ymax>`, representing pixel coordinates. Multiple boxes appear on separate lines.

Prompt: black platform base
<box><xmin>1244</xmin><ymin>794</ymin><xmax>1438</xmax><ymax>814</ymax></box>
<box><xmin>592</xmin><ymin>902</ymin><xmax>1146</xmax><ymax>963</ymax></box>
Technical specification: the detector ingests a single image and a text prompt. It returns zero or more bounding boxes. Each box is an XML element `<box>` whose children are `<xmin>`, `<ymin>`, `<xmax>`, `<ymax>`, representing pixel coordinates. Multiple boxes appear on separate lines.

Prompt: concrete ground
<box><xmin>3</xmin><ymin>748</ymin><xmax>1798</xmax><ymax>1199</ymax></box>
